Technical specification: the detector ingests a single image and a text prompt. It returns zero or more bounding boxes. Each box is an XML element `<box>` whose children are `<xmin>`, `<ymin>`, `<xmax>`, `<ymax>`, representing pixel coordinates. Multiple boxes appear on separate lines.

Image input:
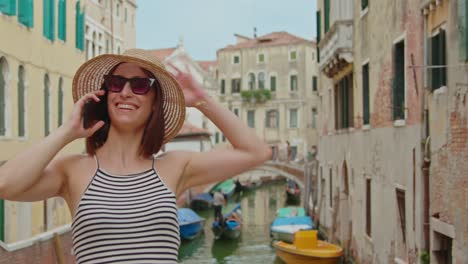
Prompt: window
<box><xmin>334</xmin><ymin>73</ymin><xmax>354</xmax><ymax>129</ymax></box>
<box><xmin>43</xmin><ymin>0</ymin><xmax>56</xmax><ymax>41</ymax></box>
<box><xmin>311</xmin><ymin>108</ymin><xmax>317</xmax><ymax>128</ymax></box>
<box><xmin>396</xmin><ymin>189</ymin><xmax>406</xmax><ymax>243</ymax></box>
<box><xmin>220</xmin><ymin>79</ymin><xmax>225</xmax><ymax>94</ymax></box>
<box><xmin>290</xmin><ymin>146</ymin><xmax>297</xmax><ymax>161</ymax></box>
<box><xmin>270</xmin><ymin>76</ymin><xmax>276</xmax><ymax>92</ymax></box>
<box><xmin>248</xmin><ymin>73</ymin><xmax>255</xmax><ymax>90</ymax></box>
<box><xmin>44</xmin><ymin>74</ymin><xmax>51</xmax><ymax>136</ymax></box>
<box><xmin>58</xmin><ymin>0</ymin><xmax>66</xmax><ymax>41</ymax></box>
<box><xmin>289</xmin><ymin>50</ymin><xmax>297</xmax><ymax>61</ymax></box>
<box><xmin>0</xmin><ymin>59</ymin><xmax>6</xmax><ymax>136</ymax></box>
<box><xmin>18</xmin><ymin>66</ymin><xmax>26</xmax><ymax>137</ymax></box>
<box><xmin>258</xmin><ymin>53</ymin><xmax>265</xmax><ymax>63</ymax></box>
<box><xmin>258</xmin><ymin>72</ymin><xmax>265</xmax><ymax>89</ymax></box>
<box><xmin>233</xmin><ymin>108</ymin><xmax>239</xmax><ymax>116</ymax></box>
<box><xmin>18</xmin><ymin>0</ymin><xmax>34</xmax><ymax>28</ymax></box>
<box><xmin>116</xmin><ymin>3</ymin><xmax>120</xmax><ymax>17</ymax></box>
<box><xmin>362</xmin><ymin>63</ymin><xmax>370</xmax><ymax>125</ymax></box>
<box><xmin>329</xmin><ymin>168</ymin><xmax>333</xmax><ymax>208</ymax></box>
<box><xmin>393</xmin><ymin>40</ymin><xmax>405</xmax><ymax>120</ymax></box>
<box><xmin>316</xmin><ymin>11</ymin><xmax>321</xmax><ymax>43</ymax></box>
<box><xmin>233</xmin><ymin>55</ymin><xmax>240</xmax><ymax>64</ymax></box>
<box><xmin>247</xmin><ymin>110</ymin><xmax>255</xmax><ymax>128</ymax></box>
<box><xmin>266</xmin><ymin>110</ymin><xmax>279</xmax><ymax>128</ymax></box>
<box><xmin>222</xmin><ymin>135</ymin><xmax>226</xmax><ymax>142</ymax></box>
<box><xmin>0</xmin><ymin>0</ymin><xmax>16</xmax><ymax>15</ymax></box>
<box><xmin>215</xmin><ymin>132</ymin><xmax>219</xmax><ymax>143</ymax></box>
<box><xmin>362</xmin><ymin>0</ymin><xmax>368</xmax><ymax>10</ymax></box>
<box><xmin>312</xmin><ymin>76</ymin><xmax>318</xmax><ymax>92</ymax></box>
<box><xmin>289</xmin><ymin>108</ymin><xmax>298</xmax><ymax>128</ymax></box>
<box><xmin>290</xmin><ymin>75</ymin><xmax>298</xmax><ymax>92</ymax></box>
<box><xmin>75</xmin><ymin>1</ymin><xmax>85</xmax><ymax>51</ymax></box>
<box><xmin>231</xmin><ymin>78</ymin><xmax>241</xmax><ymax>93</ymax></box>
<box><xmin>430</xmin><ymin>30</ymin><xmax>447</xmax><ymax>90</ymax></box>
<box><xmin>58</xmin><ymin>78</ymin><xmax>64</xmax><ymax>126</ymax></box>
<box><xmin>324</xmin><ymin>0</ymin><xmax>330</xmax><ymax>33</ymax></box>
<box><xmin>366</xmin><ymin>178</ymin><xmax>371</xmax><ymax>237</ymax></box>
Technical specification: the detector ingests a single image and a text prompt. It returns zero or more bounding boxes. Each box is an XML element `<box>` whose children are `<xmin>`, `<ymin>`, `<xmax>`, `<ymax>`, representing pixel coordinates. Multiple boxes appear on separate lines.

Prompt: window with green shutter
<box><xmin>58</xmin><ymin>0</ymin><xmax>66</xmax><ymax>41</ymax></box>
<box><xmin>362</xmin><ymin>0</ymin><xmax>369</xmax><ymax>10</ymax></box>
<box><xmin>215</xmin><ymin>132</ymin><xmax>219</xmax><ymax>143</ymax></box>
<box><xmin>44</xmin><ymin>74</ymin><xmax>50</xmax><ymax>136</ymax></box>
<box><xmin>316</xmin><ymin>11</ymin><xmax>321</xmax><ymax>43</ymax></box>
<box><xmin>58</xmin><ymin>78</ymin><xmax>63</xmax><ymax>126</ymax></box>
<box><xmin>362</xmin><ymin>64</ymin><xmax>370</xmax><ymax>125</ymax></box>
<box><xmin>459</xmin><ymin>0</ymin><xmax>468</xmax><ymax>61</ymax></box>
<box><xmin>247</xmin><ymin>110</ymin><xmax>255</xmax><ymax>128</ymax></box>
<box><xmin>393</xmin><ymin>40</ymin><xmax>405</xmax><ymax>120</ymax></box>
<box><xmin>431</xmin><ymin>30</ymin><xmax>447</xmax><ymax>90</ymax></box>
<box><xmin>0</xmin><ymin>61</ymin><xmax>5</xmax><ymax>136</ymax></box>
<box><xmin>270</xmin><ymin>76</ymin><xmax>276</xmax><ymax>92</ymax></box>
<box><xmin>18</xmin><ymin>66</ymin><xmax>26</xmax><ymax>137</ymax></box>
<box><xmin>290</xmin><ymin>75</ymin><xmax>298</xmax><ymax>91</ymax></box>
<box><xmin>43</xmin><ymin>0</ymin><xmax>55</xmax><ymax>41</ymax></box>
<box><xmin>18</xmin><ymin>0</ymin><xmax>34</xmax><ymax>28</ymax></box>
<box><xmin>258</xmin><ymin>72</ymin><xmax>265</xmax><ymax>89</ymax></box>
<box><xmin>324</xmin><ymin>0</ymin><xmax>330</xmax><ymax>33</ymax></box>
<box><xmin>220</xmin><ymin>79</ymin><xmax>225</xmax><ymax>94</ymax></box>
<box><xmin>290</xmin><ymin>109</ymin><xmax>298</xmax><ymax>128</ymax></box>
<box><xmin>0</xmin><ymin>199</ymin><xmax>4</xmax><ymax>242</ymax></box>
<box><xmin>334</xmin><ymin>73</ymin><xmax>354</xmax><ymax>129</ymax></box>
<box><xmin>0</xmin><ymin>0</ymin><xmax>16</xmax><ymax>16</ymax></box>
<box><xmin>75</xmin><ymin>1</ymin><xmax>85</xmax><ymax>51</ymax></box>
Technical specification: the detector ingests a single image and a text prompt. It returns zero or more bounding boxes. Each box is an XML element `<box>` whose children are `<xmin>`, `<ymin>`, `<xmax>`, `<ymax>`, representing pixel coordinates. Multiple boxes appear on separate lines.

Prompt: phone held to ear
<box><xmin>82</xmin><ymin>99</ymin><xmax>104</xmax><ymax>129</ymax></box>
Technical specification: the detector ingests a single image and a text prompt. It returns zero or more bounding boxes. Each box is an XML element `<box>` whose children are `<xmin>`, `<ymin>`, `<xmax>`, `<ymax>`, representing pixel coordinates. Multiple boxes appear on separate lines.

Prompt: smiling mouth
<box><xmin>116</xmin><ymin>103</ymin><xmax>138</xmax><ymax>110</ymax></box>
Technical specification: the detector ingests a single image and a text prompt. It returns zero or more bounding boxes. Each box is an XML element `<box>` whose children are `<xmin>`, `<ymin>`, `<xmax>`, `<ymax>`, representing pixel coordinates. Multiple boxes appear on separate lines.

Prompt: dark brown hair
<box><xmin>85</xmin><ymin>65</ymin><xmax>165</xmax><ymax>158</ymax></box>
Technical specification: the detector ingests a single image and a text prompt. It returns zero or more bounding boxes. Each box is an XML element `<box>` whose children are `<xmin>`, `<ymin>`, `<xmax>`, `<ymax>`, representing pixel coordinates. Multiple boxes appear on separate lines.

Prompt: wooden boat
<box><xmin>178</xmin><ymin>208</ymin><xmax>205</xmax><ymax>240</ymax></box>
<box><xmin>212</xmin><ymin>179</ymin><xmax>236</xmax><ymax>198</ymax></box>
<box><xmin>273</xmin><ymin>230</ymin><xmax>343</xmax><ymax>264</ymax></box>
<box><xmin>286</xmin><ymin>180</ymin><xmax>301</xmax><ymax>204</ymax></box>
<box><xmin>211</xmin><ymin>203</ymin><xmax>242</xmax><ymax>240</ymax></box>
<box><xmin>276</xmin><ymin>206</ymin><xmax>306</xmax><ymax>217</ymax></box>
<box><xmin>190</xmin><ymin>192</ymin><xmax>213</xmax><ymax>210</ymax></box>
<box><xmin>270</xmin><ymin>216</ymin><xmax>314</xmax><ymax>243</ymax></box>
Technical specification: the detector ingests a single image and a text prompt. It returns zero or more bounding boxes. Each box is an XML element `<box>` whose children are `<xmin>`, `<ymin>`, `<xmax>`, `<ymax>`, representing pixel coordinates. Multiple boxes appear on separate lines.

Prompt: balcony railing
<box><xmin>318</xmin><ymin>21</ymin><xmax>353</xmax><ymax>78</ymax></box>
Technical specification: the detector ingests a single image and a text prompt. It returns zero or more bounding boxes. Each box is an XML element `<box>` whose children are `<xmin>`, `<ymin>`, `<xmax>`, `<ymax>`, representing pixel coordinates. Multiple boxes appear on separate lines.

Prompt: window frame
<box><xmin>289</xmin><ymin>108</ymin><xmax>299</xmax><ymax>128</ymax></box>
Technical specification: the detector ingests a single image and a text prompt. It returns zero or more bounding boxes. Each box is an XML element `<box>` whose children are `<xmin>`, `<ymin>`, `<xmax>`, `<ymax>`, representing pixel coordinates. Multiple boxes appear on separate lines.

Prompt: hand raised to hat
<box><xmin>167</xmin><ymin>62</ymin><xmax>208</xmax><ymax>108</ymax></box>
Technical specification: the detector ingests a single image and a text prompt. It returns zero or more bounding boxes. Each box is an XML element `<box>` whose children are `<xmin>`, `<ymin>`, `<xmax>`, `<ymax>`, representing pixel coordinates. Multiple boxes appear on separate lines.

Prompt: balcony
<box><xmin>318</xmin><ymin>21</ymin><xmax>353</xmax><ymax>78</ymax></box>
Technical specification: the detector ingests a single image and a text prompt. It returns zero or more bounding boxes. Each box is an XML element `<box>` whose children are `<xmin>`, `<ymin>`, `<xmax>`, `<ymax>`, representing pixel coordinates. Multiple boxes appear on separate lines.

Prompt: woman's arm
<box><xmin>169</xmin><ymin>65</ymin><xmax>271</xmax><ymax>195</ymax></box>
<box><xmin>0</xmin><ymin>91</ymin><xmax>105</xmax><ymax>201</ymax></box>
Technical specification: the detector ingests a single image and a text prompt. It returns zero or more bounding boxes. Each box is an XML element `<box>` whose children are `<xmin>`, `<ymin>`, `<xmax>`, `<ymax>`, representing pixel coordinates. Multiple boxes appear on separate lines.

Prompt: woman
<box><xmin>0</xmin><ymin>49</ymin><xmax>271</xmax><ymax>263</ymax></box>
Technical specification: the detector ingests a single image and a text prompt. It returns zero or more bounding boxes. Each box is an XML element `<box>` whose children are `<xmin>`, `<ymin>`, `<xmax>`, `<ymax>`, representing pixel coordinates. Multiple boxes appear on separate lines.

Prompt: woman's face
<box><xmin>106</xmin><ymin>63</ymin><xmax>156</xmax><ymax>130</ymax></box>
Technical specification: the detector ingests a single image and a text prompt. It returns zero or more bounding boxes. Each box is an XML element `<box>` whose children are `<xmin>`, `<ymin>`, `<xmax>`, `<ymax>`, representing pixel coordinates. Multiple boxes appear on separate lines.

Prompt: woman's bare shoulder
<box><xmin>58</xmin><ymin>154</ymin><xmax>96</xmax><ymax>174</ymax></box>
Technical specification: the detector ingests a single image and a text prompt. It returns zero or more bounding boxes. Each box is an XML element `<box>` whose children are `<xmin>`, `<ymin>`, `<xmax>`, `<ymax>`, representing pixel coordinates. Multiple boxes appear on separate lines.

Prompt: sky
<box><xmin>136</xmin><ymin>0</ymin><xmax>317</xmax><ymax>61</ymax></box>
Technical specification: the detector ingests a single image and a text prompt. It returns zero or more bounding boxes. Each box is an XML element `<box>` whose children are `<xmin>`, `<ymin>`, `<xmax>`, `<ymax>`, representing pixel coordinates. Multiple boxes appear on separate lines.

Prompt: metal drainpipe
<box><xmin>421</xmin><ymin>11</ymin><xmax>431</xmax><ymax>251</ymax></box>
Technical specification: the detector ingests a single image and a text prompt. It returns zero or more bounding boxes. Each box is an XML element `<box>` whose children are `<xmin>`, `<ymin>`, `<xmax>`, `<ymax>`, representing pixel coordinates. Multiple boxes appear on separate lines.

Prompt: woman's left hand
<box><xmin>168</xmin><ymin>62</ymin><xmax>207</xmax><ymax>107</ymax></box>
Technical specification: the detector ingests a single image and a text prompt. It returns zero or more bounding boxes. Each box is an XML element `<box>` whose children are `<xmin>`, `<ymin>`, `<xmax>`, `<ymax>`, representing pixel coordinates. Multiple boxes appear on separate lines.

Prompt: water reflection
<box><xmin>179</xmin><ymin>180</ymin><xmax>300</xmax><ymax>264</ymax></box>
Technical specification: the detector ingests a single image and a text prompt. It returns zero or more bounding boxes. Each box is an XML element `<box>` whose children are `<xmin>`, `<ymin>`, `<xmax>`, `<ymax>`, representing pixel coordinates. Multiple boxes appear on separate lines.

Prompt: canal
<box><xmin>179</xmin><ymin>180</ymin><xmax>298</xmax><ymax>264</ymax></box>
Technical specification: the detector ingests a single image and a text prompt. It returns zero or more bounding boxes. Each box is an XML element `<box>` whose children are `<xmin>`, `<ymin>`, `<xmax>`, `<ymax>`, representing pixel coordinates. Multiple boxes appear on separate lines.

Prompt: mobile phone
<box><xmin>82</xmin><ymin>98</ymin><xmax>104</xmax><ymax>129</ymax></box>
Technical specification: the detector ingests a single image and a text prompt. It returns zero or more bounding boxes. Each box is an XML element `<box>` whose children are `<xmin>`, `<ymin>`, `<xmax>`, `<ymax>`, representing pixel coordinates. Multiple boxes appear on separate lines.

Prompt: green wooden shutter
<box><xmin>220</xmin><ymin>79</ymin><xmax>225</xmax><ymax>94</ymax></box>
<box><xmin>316</xmin><ymin>11</ymin><xmax>321</xmax><ymax>42</ymax></box>
<box><xmin>75</xmin><ymin>1</ymin><xmax>85</xmax><ymax>51</ymax></box>
<box><xmin>362</xmin><ymin>0</ymin><xmax>369</xmax><ymax>10</ymax></box>
<box><xmin>43</xmin><ymin>0</ymin><xmax>55</xmax><ymax>41</ymax></box>
<box><xmin>313</xmin><ymin>76</ymin><xmax>317</xmax><ymax>91</ymax></box>
<box><xmin>18</xmin><ymin>0</ymin><xmax>34</xmax><ymax>28</ymax></box>
<box><xmin>270</xmin><ymin>76</ymin><xmax>276</xmax><ymax>92</ymax></box>
<box><xmin>58</xmin><ymin>0</ymin><xmax>66</xmax><ymax>41</ymax></box>
<box><xmin>393</xmin><ymin>41</ymin><xmax>405</xmax><ymax>120</ymax></box>
<box><xmin>363</xmin><ymin>64</ymin><xmax>370</xmax><ymax>125</ymax></box>
<box><xmin>430</xmin><ymin>30</ymin><xmax>446</xmax><ymax>90</ymax></box>
<box><xmin>0</xmin><ymin>62</ymin><xmax>5</xmax><ymax>136</ymax></box>
<box><xmin>18</xmin><ymin>67</ymin><xmax>25</xmax><ymax>137</ymax></box>
<box><xmin>0</xmin><ymin>0</ymin><xmax>16</xmax><ymax>16</ymax></box>
<box><xmin>43</xmin><ymin>0</ymin><xmax>50</xmax><ymax>39</ymax></box>
<box><xmin>324</xmin><ymin>0</ymin><xmax>330</xmax><ymax>33</ymax></box>
<box><xmin>80</xmin><ymin>9</ymin><xmax>85</xmax><ymax>50</ymax></box>
<box><xmin>440</xmin><ymin>30</ymin><xmax>447</xmax><ymax>87</ymax></box>
<box><xmin>58</xmin><ymin>79</ymin><xmax>63</xmax><ymax>126</ymax></box>
<box><xmin>44</xmin><ymin>76</ymin><xmax>50</xmax><ymax>136</ymax></box>
<box><xmin>0</xmin><ymin>199</ymin><xmax>4</xmax><ymax>242</ymax></box>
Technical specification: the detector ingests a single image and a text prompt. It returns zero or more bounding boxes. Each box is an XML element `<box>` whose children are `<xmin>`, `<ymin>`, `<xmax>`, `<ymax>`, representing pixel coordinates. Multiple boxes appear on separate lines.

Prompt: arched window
<box><xmin>58</xmin><ymin>77</ymin><xmax>64</xmax><ymax>126</ymax></box>
<box><xmin>248</xmin><ymin>73</ymin><xmax>255</xmax><ymax>90</ymax></box>
<box><xmin>44</xmin><ymin>74</ymin><xmax>51</xmax><ymax>136</ymax></box>
<box><xmin>92</xmin><ymin>31</ymin><xmax>96</xmax><ymax>58</ymax></box>
<box><xmin>18</xmin><ymin>66</ymin><xmax>26</xmax><ymax>137</ymax></box>
<box><xmin>258</xmin><ymin>72</ymin><xmax>265</xmax><ymax>89</ymax></box>
<box><xmin>0</xmin><ymin>57</ymin><xmax>9</xmax><ymax>136</ymax></box>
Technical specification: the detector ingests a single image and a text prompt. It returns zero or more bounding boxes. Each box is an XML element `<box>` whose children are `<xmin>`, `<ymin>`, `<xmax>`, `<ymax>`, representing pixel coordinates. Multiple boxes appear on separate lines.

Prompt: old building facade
<box><xmin>217</xmin><ymin>32</ymin><xmax>320</xmax><ymax>162</ymax></box>
<box><xmin>315</xmin><ymin>0</ymin><xmax>467</xmax><ymax>263</ymax></box>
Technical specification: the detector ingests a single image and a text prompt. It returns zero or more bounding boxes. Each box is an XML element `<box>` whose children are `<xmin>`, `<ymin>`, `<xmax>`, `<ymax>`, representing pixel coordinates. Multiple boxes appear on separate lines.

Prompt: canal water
<box><xmin>179</xmin><ymin>180</ymin><xmax>300</xmax><ymax>264</ymax></box>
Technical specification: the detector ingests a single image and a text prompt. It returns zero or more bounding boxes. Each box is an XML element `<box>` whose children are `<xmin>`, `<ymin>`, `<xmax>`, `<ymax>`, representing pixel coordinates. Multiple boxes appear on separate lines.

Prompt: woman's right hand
<box><xmin>62</xmin><ymin>90</ymin><xmax>106</xmax><ymax>140</ymax></box>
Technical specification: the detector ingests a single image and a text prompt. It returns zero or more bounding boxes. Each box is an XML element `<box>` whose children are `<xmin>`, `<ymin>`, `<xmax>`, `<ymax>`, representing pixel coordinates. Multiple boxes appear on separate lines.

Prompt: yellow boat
<box><xmin>273</xmin><ymin>230</ymin><xmax>343</xmax><ymax>264</ymax></box>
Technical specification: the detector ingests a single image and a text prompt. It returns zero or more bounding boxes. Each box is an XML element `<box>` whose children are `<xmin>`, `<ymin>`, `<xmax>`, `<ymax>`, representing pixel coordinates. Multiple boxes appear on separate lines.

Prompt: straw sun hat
<box><xmin>72</xmin><ymin>49</ymin><xmax>186</xmax><ymax>144</ymax></box>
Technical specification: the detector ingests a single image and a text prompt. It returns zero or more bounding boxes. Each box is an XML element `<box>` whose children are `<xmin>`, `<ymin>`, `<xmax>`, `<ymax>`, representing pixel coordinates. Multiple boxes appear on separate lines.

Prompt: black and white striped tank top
<box><xmin>71</xmin><ymin>157</ymin><xmax>180</xmax><ymax>264</ymax></box>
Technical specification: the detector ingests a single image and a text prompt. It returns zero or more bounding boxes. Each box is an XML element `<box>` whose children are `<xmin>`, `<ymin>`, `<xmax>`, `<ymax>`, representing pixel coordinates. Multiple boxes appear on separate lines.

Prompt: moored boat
<box><xmin>212</xmin><ymin>179</ymin><xmax>236</xmax><ymax>198</ymax></box>
<box><xmin>178</xmin><ymin>208</ymin><xmax>205</xmax><ymax>240</ymax></box>
<box><xmin>276</xmin><ymin>206</ymin><xmax>306</xmax><ymax>217</ymax></box>
<box><xmin>190</xmin><ymin>192</ymin><xmax>213</xmax><ymax>210</ymax></box>
<box><xmin>212</xmin><ymin>203</ymin><xmax>242</xmax><ymax>240</ymax></box>
<box><xmin>270</xmin><ymin>216</ymin><xmax>314</xmax><ymax>243</ymax></box>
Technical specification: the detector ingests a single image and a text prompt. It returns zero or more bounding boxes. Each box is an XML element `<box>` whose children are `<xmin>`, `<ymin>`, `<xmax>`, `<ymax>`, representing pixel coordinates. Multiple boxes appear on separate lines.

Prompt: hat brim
<box><xmin>72</xmin><ymin>53</ymin><xmax>186</xmax><ymax>144</ymax></box>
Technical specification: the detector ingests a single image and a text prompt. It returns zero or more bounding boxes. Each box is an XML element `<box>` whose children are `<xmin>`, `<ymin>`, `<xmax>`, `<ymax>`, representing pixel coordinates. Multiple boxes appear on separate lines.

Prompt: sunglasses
<box><xmin>104</xmin><ymin>75</ymin><xmax>156</xmax><ymax>95</ymax></box>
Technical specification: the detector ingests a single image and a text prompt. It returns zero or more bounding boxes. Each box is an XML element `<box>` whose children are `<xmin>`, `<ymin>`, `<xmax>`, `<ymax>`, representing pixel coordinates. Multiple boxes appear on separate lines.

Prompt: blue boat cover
<box><xmin>192</xmin><ymin>193</ymin><xmax>213</xmax><ymax>201</ymax></box>
<box><xmin>271</xmin><ymin>216</ymin><xmax>315</xmax><ymax>229</ymax></box>
<box><xmin>178</xmin><ymin>208</ymin><xmax>204</xmax><ymax>225</ymax></box>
